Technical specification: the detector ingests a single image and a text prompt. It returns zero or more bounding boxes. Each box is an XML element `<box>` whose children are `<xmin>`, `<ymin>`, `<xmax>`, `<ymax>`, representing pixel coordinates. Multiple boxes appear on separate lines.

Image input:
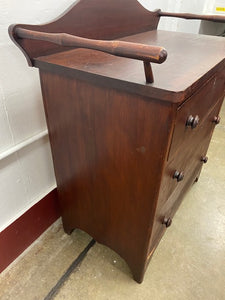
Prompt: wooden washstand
<box><xmin>9</xmin><ymin>0</ymin><xmax>225</xmax><ymax>283</ymax></box>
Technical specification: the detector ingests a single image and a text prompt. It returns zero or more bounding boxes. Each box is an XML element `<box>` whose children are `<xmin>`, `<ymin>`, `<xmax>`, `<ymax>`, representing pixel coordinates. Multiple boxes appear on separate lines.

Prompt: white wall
<box><xmin>139</xmin><ymin>0</ymin><xmax>207</xmax><ymax>33</ymax></box>
<box><xmin>0</xmin><ymin>0</ymin><xmax>76</xmax><ymax>232</ymax></box>
<box><xmin>140</xmin><ymin>0</ymin><xmax>225</xmax><ymax>34</ymax></box>
<box><xmin>0</xmin><ymin>0</ymin><xmax>210</xmax><ymax>232</ymax></box>
<box><xmin>199</xmin><ymin>0</ymin><xmax>225</xmax><ymax>35</ymax></box>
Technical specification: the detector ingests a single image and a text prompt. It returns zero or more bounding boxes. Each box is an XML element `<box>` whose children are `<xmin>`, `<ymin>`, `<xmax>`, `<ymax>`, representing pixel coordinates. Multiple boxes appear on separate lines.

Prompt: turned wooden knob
<box><xmin>163</xmin><ymin>217</ymin><xmax>172</xmax><ymax>228</ymax></box>
<box><xmin>186</xmin><ymin>115</ymin><xmax>199</xmax><ymax>129</ymax></box>
<box><xmin>201</xmin><ymin>156</ymin><xmax>208</xmax><ymax>163</ymax></box>
<box><xmin>213</xmin><ymin>116</ymin><xmax>220</xmax><ymax>125</ymax></box>
<box><xmin>173</xmin><ymin>170</ymin><xmax>184</xmax><ymax>182</ymax></box>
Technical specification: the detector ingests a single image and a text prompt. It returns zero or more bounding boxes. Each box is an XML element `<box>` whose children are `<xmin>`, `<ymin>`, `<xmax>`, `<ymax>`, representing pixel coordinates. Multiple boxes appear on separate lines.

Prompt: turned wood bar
<box><xmin>9</xmin><ymin>0</ymin><xmax>225</xmax><ymax>283</ymax></box>
<box><xmin>159</xmin><ymin>10</ymin><xmax>225</xmax><ymax>23</ymax></box>
<box><xmin>14</xmin><ymin>27</ymin><xmax>168</xmax><ymax>83</ymax></box>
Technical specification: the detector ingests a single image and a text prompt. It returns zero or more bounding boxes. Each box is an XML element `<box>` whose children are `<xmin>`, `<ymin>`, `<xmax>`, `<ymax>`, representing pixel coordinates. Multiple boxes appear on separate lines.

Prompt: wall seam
<box><xmin>0</xmin><ymin>83</ymin><xmax>15</xmax><ymax>146</ymax></box>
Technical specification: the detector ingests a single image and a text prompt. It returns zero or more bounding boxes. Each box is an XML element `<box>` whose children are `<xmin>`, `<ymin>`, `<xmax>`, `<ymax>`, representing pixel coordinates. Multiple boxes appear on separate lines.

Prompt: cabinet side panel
<box><xmin>39</xmin><ymin>69</ymin><xmax>174</xmax><ymax>282</ymax></box>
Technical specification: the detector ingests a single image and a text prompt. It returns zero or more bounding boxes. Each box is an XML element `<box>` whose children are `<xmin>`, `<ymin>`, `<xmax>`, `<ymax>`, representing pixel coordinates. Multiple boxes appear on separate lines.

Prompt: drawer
<box><xmin>168</xmin><ymin>73</ymin><xmax>225</xmax><ymax>161</ymax></box>
<box><xmin>149</xmin><ymin>160</ymin><xmax>201</xmax><ymax>254</ymax></box>
<box><xmin>148</xmin><ymin>98</ymin><xmax>223</xmax><ymax>254</ymax></box>
<box><xmin>149</xmin><ymin>157</ymin><xmax>202</xmax><ymax>254</ymax></box>
<box><xmin>160</xmin><ymin>98</ymin><xmax>223</xmax><ymax>208</ymax></box>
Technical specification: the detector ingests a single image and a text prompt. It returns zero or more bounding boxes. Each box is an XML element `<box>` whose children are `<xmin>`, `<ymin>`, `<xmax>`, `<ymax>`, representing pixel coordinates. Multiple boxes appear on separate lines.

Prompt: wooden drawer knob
<box><xmin>201</xmin><ymin>156</ymin><xmax>208</xmax><ymax>163</ymax></box>
<box><xmin>173</xmin><ymin>170</ymin><xmax>184</xmax><ymax>182</ymax></box>
<box><xmin>186</xmin><ymin>115</ymin><xmax>199</xmax><ymax>129</ymax></box>
<box><xmin>163</xmin><ymin>217</ymin><xmax>172</xmax><ymax>228</ymax></box>
<box><xmin>213</xmin><ymin>116</ymin><xmax>220</xmax><ymax>125</ymax></box>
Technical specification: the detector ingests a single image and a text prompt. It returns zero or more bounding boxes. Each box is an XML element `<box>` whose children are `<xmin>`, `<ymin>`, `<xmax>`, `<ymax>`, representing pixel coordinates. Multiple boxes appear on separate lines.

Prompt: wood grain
<box><xmin>39</xmin><ymin>70</ymin><xmax>175</xmax><ymax>283</ymax></box>
<box><xmin>35</xmin><ymin>30</ymin><xmax>225</xmax><ymax>103</ymax></box>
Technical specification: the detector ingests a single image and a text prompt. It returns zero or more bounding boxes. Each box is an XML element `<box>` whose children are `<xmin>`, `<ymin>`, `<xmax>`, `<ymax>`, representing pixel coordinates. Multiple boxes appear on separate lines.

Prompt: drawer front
<box><xmin>148</xmin><ymin>98</ymin><xmax>223</xmax><ymax>254</ymax></box>
<box><xmin>149</xmin><ymin>154</ymin><xmax>203</xmax><ymax>252</ymax></box>
<box><xmin>160</xmin><ymin>98</ymin><xmax>222</xmax><ymax>207</ymax></box>
<box><xmin>149</xmin><ymin>161</ymin><xmax>201</xmax><ymax>253</ymax></box>
<box><xmin>168</xmin><ymin>74</ymin><xmax>225</xmax><ymax>161</ymax></box>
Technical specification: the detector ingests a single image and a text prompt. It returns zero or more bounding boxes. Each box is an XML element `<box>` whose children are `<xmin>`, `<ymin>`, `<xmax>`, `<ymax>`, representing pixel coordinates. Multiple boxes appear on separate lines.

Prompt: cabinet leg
<box><xmin>194</xmin><ymin>177</ymin><xmax>199</xmax><ymax>183</ymax></box>
<box><xmin>63</xmin><ymin>223</ymin><xmax>74</xmax><ymax>235</ymax></box>
<box><xmin>132</xmin><ymin>270</ymin><xmax>145</xmax><ymax>284</ymax></box>
<box><xmin>126</xmin><ymin>257</ymin><xmax>148</xmax><ymax>284</ymax></box>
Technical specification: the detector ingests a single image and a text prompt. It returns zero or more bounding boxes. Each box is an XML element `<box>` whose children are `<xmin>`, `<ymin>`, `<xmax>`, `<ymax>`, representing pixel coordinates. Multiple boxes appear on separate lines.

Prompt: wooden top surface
<box><xmin>35</xmin><ymin>30</ymin><xmax>225</xmax><ymax>103</ymax></box>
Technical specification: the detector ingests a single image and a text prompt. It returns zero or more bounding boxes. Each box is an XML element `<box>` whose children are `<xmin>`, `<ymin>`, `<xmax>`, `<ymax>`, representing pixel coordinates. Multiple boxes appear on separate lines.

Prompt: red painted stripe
<box><xmin>0</xmin><ymin>189</ymin><xmax>60</xmax><ymax>273</ymax></box>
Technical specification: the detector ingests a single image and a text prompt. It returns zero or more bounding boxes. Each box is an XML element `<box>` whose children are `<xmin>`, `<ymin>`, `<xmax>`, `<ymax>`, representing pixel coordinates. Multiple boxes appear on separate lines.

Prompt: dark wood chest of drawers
<box><xmin>10</xmin><ymin>0</ymin><xmax>225</xmax><ymax>283</ymax></box>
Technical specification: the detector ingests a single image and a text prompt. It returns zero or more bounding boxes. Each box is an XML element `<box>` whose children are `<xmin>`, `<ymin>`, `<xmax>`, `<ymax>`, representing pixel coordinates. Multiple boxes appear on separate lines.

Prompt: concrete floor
<box><xmin>0</xmin><ymin>102</ymin><xmax>225</xmax><ymax>300</ymax></box>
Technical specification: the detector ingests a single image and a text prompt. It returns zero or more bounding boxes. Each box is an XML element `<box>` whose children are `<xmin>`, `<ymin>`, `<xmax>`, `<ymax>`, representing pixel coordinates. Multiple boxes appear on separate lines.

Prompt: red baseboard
<box><xmin>0</xmin><ymin>189</ymin><xmax>60</xmax><ymax>273</ymax></box>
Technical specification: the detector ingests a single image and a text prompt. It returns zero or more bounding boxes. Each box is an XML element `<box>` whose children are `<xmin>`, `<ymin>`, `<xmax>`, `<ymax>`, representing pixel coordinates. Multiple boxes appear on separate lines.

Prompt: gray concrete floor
<box><xmin>0</xmin><ymin>102</ymin><xmax>225</xmax><ymax>300</ymax></box>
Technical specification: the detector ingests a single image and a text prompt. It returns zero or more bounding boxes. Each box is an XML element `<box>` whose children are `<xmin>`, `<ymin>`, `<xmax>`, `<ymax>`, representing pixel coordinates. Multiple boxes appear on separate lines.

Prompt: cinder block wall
<box><xmin>0</xmin><ymin>0</ymin><xmax>76</xmax><ymax>232</ymax></box>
